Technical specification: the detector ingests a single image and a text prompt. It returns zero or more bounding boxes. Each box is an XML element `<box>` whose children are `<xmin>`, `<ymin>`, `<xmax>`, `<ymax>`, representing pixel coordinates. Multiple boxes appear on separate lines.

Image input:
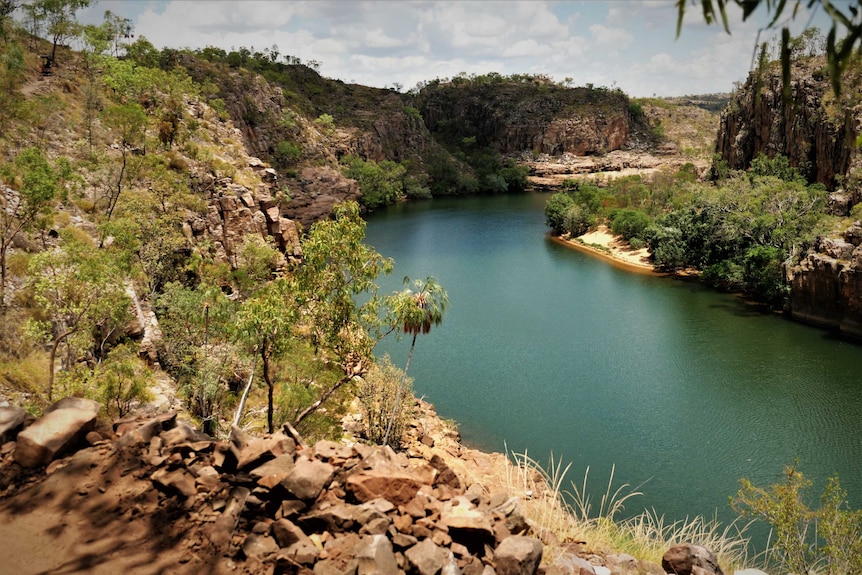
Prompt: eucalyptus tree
<box><xmin>25</xmin><ymin>228</ymin><xmax>130</xmax><ymax>401</ymax></box>
<box><xmin>233</xmin><ymin>277</ymin><xmax>298</xmax><ymax>433</ymax></box>
<box><xmin>0</xmin><ymin>147</ymin><xmax>67</xmax><ymax>312</ymax></box>
<box><xmin>383</xmin><ymin>275</ymin><xmax>448</xmax><ymax>446</ymax></box>
<box><xmin>30</xmin><ymin>0</ymin><xmax>91</xmax><ymax>62</ymax></box>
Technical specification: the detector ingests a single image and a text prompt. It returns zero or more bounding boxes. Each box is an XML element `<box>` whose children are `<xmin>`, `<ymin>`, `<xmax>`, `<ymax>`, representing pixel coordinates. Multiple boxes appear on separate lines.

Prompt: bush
<box><xmin>545</xmin><ymin>192</ymin><xmax>574</xmax><ymax>234</ymax></box>
<box><xmin>357</xmin><ymin>355</ymin><xmax>414</xmax><ymax>447</ymax></box>
<box><xmin>610</xmin><ymin>209</ymin><xmax>652</xmax><ymax>240</ymax></box>
<box><xmin>563</xmin><ymin>203</ymin><xmax>593</xmax><ymax>236</ymax></box>
<box><xmin>273</xmin><ymin>140</ymin><xmax>303</xmax><ymax>168</ymax></box>
<box><xmin>732</xmin><ymin>464</ymin><xmax>862</xmax><ymax>575</ymax></box>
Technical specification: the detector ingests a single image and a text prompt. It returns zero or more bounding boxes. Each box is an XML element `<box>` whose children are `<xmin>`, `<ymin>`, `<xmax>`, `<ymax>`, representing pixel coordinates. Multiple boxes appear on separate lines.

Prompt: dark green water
<box><xmin>364</xmin><ymin>194</ymin><xmax>862</xmax><ymax>525</ymax></box>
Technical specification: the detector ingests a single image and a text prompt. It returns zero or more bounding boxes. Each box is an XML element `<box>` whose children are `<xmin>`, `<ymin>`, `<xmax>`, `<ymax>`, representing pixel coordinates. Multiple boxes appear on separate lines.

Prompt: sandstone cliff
<box><xmin>788</xmin><ymin>221</ymin><xmax>862</xmax><ymax>339</ymax></box>
<box><xmin>716</xmin><ymin>57</ymin><xmax>860</xmax><ymax>191</ymax></box>
<box><xmin>417</xmin><ymin>81</ymin><xmax>638</xmax><ymax>156</ymax></box>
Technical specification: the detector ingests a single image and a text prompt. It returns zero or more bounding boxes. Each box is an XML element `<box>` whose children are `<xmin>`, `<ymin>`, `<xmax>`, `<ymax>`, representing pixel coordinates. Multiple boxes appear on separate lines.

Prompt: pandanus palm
<box><xmin>383</xmin><ymin>276</ymin><xmax>448</xmax><ymax>446</ymax></box>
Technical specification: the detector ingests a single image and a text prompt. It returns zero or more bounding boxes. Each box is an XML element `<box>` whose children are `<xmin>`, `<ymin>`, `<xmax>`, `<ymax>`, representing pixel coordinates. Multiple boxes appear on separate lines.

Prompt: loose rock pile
<box><xmin>0</xmin><ymin>401</ymin><xmax>763</xmax><ymax>575</ymax></box>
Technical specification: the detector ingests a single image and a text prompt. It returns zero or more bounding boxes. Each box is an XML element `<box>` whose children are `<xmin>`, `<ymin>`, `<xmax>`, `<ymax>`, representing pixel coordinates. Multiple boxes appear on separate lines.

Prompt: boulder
<box><xmin>662</xmin><ymin>543</ymin><xmax>725</xmax><ymax>575</ymax></box>
<box><xmin>0</xmin><ymin>406</ymin><xmax>26</xmax><ymax>443</ymax></box>
<box><xmin>14</xmin><ymin>400</ymin><xmax>100</xmax><ymax>467</ymax></box>
<box><xmin>441</xmin><ymin>496</ymin><xmax>494</xmax><ymax>539</ymax></box>
<box><xmin>494</xmin><ymin>535</ymin><xmax>543</xmax><ymax>575</ymax></box>
<box><xmin>280</xmin><ymin>456</ymin><xmax>335</xmax><ymax>501</ymax></box>
<box><xmin>405</xmin><ymin>538</ymin><xmax>448</xmax><ymax>575</ymax></box>
<box><xmin>356</xmin><ymin>534</ymin><xmax>399</xmax><ymax>575</ymax></box>
<box><xmin>346</xmin><ymin>468</ymin><xmax>424</xmax><ymax>506</ymax></box>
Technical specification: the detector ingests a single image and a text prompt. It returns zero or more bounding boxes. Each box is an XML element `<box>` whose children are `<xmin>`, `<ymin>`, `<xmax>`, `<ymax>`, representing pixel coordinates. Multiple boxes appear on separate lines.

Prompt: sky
<box><xmin>77</xmin><ymin>0</ymin><xmax>835</xmax><ymax>98</ymax></box>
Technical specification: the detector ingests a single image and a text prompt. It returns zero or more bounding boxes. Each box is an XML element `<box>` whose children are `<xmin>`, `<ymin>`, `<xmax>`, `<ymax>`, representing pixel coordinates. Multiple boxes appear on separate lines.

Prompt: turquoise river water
<box><xmin>363</xmin><ymin>193</ymin><xmax>862</xmax><ymax>528</ymax></box>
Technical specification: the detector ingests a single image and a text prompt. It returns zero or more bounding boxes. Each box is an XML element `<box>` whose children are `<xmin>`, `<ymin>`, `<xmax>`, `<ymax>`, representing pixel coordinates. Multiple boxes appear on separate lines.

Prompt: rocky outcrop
<box><xmin>788</xmin><ymin>221</ymin><xmax>862</xmax><ymax>339</ymax></box>
<box><xmin>282</xmin><ymin>166</ymin><xmax>362</xmax><ymax>227</ymax></box>
<box><xmin>716</xmin><ymin>57</ymin><xmax>859</xmax><ymax>190</ymax></box>
<box><xmin>186</xmin><ymin>158</ymin><xmax>302</xmax><ymax>264</ymax></box>
<box><xmin>418</xmin><ymin>82</ymin><xmax>635</xmax><ymax>156</ymax></box>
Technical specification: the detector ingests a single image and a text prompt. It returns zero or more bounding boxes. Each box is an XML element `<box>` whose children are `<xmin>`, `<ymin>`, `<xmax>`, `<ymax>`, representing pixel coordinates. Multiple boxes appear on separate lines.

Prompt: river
<box><xmin>363</xmin><ymin>193</ymin><xmax>862</xmax><ymax>528</ymax></box>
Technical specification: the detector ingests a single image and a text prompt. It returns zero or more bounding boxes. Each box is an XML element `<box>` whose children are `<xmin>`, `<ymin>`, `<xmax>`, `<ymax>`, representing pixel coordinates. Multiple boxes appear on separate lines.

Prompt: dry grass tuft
<box><xmin>505</xmin><ymin>448</ymin><xmax>755</xmax><ymax>570</ymax></box>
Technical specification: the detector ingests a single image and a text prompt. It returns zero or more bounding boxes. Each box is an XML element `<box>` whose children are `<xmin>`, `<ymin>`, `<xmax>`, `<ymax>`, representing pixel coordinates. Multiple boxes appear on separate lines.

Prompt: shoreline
<box><xmin>550</xmin><ymin>226</ymin><xmax>662</xmax><ymax>275</ymax></box>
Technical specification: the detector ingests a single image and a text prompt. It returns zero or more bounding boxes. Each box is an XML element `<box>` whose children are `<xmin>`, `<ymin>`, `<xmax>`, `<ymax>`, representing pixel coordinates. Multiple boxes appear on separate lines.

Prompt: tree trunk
<box><xmin>383</xmin><ymin>333</ymin><xmax>417</xmax><ymax>446</ymax></box>
<box><xmin>292</xmin><ymin>372</ymin><xmax>355</xmax><ymax>427</ymax></box>
<box><xmin>0</xmin><ymin>242</ymin><xmax>6</xmax><ymax>314</ymax></box>
<box><xmin>232</xmin><ymin>352</ymin><xmax>257</xmax><ymax>428</ymax></box>
<box><xmin>261</xmin><ymin>342</ymin><xmax>274</xmax><ymax>434</ymax></box>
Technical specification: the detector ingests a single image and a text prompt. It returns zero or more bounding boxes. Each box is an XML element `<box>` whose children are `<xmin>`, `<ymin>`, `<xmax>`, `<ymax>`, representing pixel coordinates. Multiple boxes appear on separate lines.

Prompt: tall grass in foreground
<box><xmin>504</xmin><ymin>449</ymin><xmax>755</xmax><ymax>570</ymax></box>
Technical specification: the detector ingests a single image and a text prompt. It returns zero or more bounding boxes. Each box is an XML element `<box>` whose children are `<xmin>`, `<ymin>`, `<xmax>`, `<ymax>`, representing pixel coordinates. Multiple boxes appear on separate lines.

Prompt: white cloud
<box><xmin>589</xmin><ymin>24</ymin><xmax>634</xmax><ymax>50</ymax></box>
<box><xmin>104</xmin><ymin>0</ymin><xmax>835</xmax><ymax>96</ymax></box>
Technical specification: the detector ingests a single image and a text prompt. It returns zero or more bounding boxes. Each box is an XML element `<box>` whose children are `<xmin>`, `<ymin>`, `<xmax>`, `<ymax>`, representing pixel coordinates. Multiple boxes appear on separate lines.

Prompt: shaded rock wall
<box><xmin>716</xmin><ymin>59</ymin><xmax>858</xmax><ymax>190</ymax></box>
<box><xmin>788</xmin><ymin>222</ymin><xmax>862</xmax><ymax>339</ymax></box>
<box><xmin>418</xmin><ymin>83</ymin><xmax>633</xmax><ymax>156</ymax></box>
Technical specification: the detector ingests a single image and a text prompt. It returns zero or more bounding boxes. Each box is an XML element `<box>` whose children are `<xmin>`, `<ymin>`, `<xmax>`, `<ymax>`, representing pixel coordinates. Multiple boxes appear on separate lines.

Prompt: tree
<box><xmin>545</xmin><ymin>192</ymin><xmax>575</xmax><ymax>235</ymax></box>
<box><xmin>383</xmin><ymin>276</ymin><xmax>448</xmax><ymax>446</ymax></box>
<box><xmin>290</xmin><ymin>201</ymin><xmax>394</xmax><ymax>427</ymax></box>
<box><xmin>233</xmin><ymin>277</ymin><xmax>298</xmax><ymax>433</ymax></box>
<box><xmin>0</xmin><ymin>147</ymin><xmax>65</xmax><ymax>312</ymax></box>
<box><xmin>680</xmin><ymin>0</ymin><xmax>862</xmax><ymax>96</ymax></box>
<box><xmin>25</xmin><ymin>229</ymin><xmax>130</xmax><ymax>401</ymax></box>
<box><xmin>31</xmin><ymin>0</ymin><xmax>91</xmax><ymax>62</ymax></box>
<box><xmin>100</xmin><ymin>102</ymin><xmax>147</xmax><ymax>226</ymax></box>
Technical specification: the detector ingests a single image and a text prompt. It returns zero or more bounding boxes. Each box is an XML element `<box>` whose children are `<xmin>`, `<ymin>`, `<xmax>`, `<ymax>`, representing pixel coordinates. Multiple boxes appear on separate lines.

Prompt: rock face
<box><xmin>788</xmin><ymin>221</ymin><xmax>862</xmax><ymax>339</ymax></box>
<box><xmin>716</xmin><ymin>57</ymin><xmax>859</xmax><ymax>191</ymax></box>
<box><xmin>186</xmin><ymin>161</ymin><xmax>302</xmax><ymax>264</ymax></box>
<box><xmin>419</xmin><ymin>82</ymin><xmax>635</xmax><ymax>156</ymax></box>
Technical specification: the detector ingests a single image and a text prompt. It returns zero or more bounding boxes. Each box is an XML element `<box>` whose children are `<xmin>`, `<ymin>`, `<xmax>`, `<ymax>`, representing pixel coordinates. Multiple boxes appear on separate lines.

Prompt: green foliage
<box><xmin>644</xmin><ymin>159</ymin><xmax>829</xmax><ymax>307</ymax></box>
<box><xmin>91</xmin><ymin>343</ymin><xmax>153</xmax><ymax>418</ymax></box>
<box><xmin>545</xmin><ymin>192</ymin><xmax>574</xmax><ymax>235</ymax></box>
<box><xmin>749</xmin><ymin>153</ymin><xmax>806</xmax><ymax>184</ymax></box>
<box><xmin>563</xmin><ymin>203</ymin><xmax>592</xmax><ymax>237</ymax></box>
<box><xmin>25</xmin><ymin>228</ymin><xmax>131</xmax><ymax>400</ymax></box>
<box><xmin>273</xmin><ymin>140</ymin><xmax>303</xmax><ymax>169</ymax></box>
<box><xmin>610</xmin><ymin>209</ymin><xmax>652</xmax><ymax>241</ymax></box>
<box><xmin>358</xmin><ymin>355</ymin><xmax>413</xmax><ymax>446</ymax></box>
<box><xmin>403</xmin><ymin>106</ymin><xmax>422</xmax><ymax>121</ymax></box>
<box><xmin>155</xmin><ymin>281</ymin><xmax>237</xmax><ymax>435</ymax></box>
<box><xmin>315</xmin><ymin>113</ymin><xmax>335</xmax><ymax>134</ymax></box>
<box><xmin>732</xmin><ymin>464</ymin><xmax>862</xmax><ymax>575</ymax></box>
<box><xmin>341</xmin><ymin>156</ymin><xmax>407</xmax><ymax>209</ymax></box>
<box><xmin>297</xmin><ymin>200</ymin><xmax>393</xmax><ymax>367</ymax></box>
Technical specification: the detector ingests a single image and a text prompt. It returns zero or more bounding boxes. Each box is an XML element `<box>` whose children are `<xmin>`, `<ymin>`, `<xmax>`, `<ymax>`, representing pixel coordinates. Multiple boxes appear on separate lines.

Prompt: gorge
<box><xmin>364</xmin><ymin>194</ymin><xmax>862</xmax><ymax>530</ymax></box>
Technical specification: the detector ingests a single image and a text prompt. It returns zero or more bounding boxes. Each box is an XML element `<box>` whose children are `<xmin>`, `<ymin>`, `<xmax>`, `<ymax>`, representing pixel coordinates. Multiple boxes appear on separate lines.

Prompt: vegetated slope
<box><xmin>714</xmin><ymin>53</ymin><xmax>862</xmax><ymax>338</ymax></box>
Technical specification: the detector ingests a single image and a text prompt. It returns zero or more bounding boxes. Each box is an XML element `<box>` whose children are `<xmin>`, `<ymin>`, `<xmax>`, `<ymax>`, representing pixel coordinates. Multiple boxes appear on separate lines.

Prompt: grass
<box><xmin>504</xmin><ymin>449</ymin><xmax>757</xmax><ymax>571</ymax></box>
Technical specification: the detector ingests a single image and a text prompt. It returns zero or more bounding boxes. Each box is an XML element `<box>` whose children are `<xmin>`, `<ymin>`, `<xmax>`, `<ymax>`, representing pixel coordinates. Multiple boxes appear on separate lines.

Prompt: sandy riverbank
<box><xmin>552</xmin><ymin>225</ymin><xmax>660</xmax><ymax>274</ymax></box>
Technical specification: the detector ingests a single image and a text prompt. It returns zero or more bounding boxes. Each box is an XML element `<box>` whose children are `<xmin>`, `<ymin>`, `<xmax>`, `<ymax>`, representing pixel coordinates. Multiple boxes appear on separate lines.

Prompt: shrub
<box><xmin>358</xmin><ymin>355</ymin><xmax>414</xmax><ymax>447</ymax></box>
<box><xmin>628</xmin><ymin>237</ymin><xmax>645</xmax><ymax>250</ymax></box>
<box><xmin>732</xmin><ymin>463</ymin><xmax>862</xmax><ymax>575</ymax></box>
<box><xmin>273</xmin><ymin>140</ymin><xmax>303</xmax><ymax>168</ymax></box>
<box><xmin>563</xmin><ymin>203</ymin><xmax>593</xmax><ymax>236</ymax></box>
<box><xmin>610</xmin><ymin>209</ymin><xmax>652</xmax><ymax>240</ymax></box>
<box><xmin>545</xmin><ymin>192</ymin><xmax>574</xmax><ymax>234</ymax></box>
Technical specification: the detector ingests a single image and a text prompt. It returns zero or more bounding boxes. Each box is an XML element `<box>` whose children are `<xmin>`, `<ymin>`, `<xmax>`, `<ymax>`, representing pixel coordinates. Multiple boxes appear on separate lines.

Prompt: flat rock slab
<box><xmin>14</xmin><ymin>407</ymin><xmax>98</xmax><ymax>467</ymax></box>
